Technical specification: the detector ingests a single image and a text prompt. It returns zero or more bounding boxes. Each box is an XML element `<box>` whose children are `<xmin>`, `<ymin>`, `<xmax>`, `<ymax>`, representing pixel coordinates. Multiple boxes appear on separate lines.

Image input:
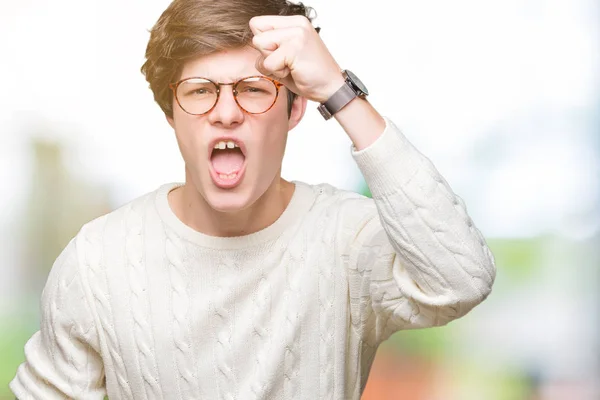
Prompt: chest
<box><xmin>100</xmin><ymin>232</ymin><xmax>348</xmax><ymax>398</ymax></box>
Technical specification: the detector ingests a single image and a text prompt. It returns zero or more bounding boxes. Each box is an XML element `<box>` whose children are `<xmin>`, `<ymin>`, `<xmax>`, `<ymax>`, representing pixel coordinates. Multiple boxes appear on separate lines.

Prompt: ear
<box><xmin>288</xmin><ymin>94</ymin><xmax>308</xmax><ymax>132</ymax></box>
<box><xmin>166</xmin><ymin>114</ymin><xmax>175</xmax><ymax>129</ymax></box>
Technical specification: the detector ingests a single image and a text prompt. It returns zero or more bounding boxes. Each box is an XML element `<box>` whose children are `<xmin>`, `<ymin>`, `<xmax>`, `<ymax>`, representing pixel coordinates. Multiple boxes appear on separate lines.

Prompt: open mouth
<box><xmin>209</xmin><ymin>139</ymin><xmax>247</xmax><ymax>186</ymax></box>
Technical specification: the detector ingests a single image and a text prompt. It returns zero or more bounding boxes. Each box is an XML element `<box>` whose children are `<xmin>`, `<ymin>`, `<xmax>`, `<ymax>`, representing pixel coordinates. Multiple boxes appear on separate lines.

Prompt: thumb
<box><xmin>255</xmin><ymin>54</ymin><xmax>270</xmax><ymax>76</ymax></box>
<box><xmin>255</xmin><ymin>54</ymin><xmax>290</xmax><ymax>80</ymax></box>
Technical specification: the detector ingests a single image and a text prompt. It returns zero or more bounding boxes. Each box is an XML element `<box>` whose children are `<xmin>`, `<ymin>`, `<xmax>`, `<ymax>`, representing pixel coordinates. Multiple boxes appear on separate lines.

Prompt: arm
<box><xmin>343</xmin><ymin>111</ymin><xmax>496</xmax><ymax>345</ymax></box>
<box><xmin>247</xmin><ymin>14</ymin><xmax>495</xmax><ymax>344</ymax></box>
<box><xmin>10</xmin><ymin>238</ymin><xmax>106</xmax><ymax>399</ymax></box>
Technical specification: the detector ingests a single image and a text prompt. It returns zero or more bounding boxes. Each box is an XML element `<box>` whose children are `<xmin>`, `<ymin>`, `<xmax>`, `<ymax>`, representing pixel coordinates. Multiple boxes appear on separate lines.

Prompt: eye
<box><xmin>179</xmin><ymin>81</ymin><xmax>217</xmax><ymax>97</ymax></box>
<box><xmin>243</xmin><ymin>86</ymin><xmax>264</xmax><ymax>93</ymax></box>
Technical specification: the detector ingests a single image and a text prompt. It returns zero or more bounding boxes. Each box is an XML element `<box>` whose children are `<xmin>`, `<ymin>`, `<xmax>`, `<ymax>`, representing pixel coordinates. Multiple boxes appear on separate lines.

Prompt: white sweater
<box><xmin>11</xmin><ymin>118</ymin><xmax>496</xmax><ymax>400</ymax></box>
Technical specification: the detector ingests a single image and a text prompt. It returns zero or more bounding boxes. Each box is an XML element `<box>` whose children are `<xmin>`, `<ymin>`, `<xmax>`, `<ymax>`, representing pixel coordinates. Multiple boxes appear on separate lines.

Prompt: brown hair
<box><xmin>141</xmin><ymin>0</ymin><xmax>318</xmax><ymax>119</ymax></box>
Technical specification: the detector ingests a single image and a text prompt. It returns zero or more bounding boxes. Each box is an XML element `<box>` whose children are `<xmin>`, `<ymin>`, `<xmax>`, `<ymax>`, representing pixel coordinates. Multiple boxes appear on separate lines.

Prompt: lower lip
<box><xmin>209</xmin><ymin>161</ymin><xmax>247</xmax><ymax>189</ymax></box>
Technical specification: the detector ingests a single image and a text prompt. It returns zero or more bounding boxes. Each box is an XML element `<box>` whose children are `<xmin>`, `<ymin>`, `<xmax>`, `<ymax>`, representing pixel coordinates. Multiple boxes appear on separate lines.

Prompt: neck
<box><xmin>169</xmin><ymin>176</ymin><xmax>295</xmax><ymax>238</ymax></box>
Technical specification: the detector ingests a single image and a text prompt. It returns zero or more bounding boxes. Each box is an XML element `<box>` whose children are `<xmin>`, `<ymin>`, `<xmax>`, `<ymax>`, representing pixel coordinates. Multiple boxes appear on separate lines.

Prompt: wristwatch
<box><xmin>318</xmin><ymin>70</ymin><xmax>369</xmax><ymax>120</ymax></box>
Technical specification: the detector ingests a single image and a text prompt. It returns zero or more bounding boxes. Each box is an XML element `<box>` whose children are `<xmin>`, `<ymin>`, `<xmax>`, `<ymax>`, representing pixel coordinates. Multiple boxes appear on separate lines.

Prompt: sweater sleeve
<box><xmin>345</xmin><ymin>117</ymin><xmax>496</xmax><ymax>345</ymax></box>
<box><xmin>10</xmin><ymin>237</ymin><xmax>106</xmax><ymax>399</ymax></box>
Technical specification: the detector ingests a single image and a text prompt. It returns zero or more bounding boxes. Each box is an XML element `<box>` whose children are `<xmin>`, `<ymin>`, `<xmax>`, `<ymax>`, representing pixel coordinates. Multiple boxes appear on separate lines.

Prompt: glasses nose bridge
<box><xmin>216</xmin><ymin>81</ymin><xmax>237</xmax><ymax>95</ymax></box>
<box><xmin>212</xmin><ymin>81</ymin><xmax>243</xmax><ymax>115</ymax></box>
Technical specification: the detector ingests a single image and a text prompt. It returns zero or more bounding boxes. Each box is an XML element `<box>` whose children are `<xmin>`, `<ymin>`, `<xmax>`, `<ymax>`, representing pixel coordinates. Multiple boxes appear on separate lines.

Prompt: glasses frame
<box><xmin>169</xmin><ymin>75</ymin><xmax>285</xmax><ymax>116</ymax></box>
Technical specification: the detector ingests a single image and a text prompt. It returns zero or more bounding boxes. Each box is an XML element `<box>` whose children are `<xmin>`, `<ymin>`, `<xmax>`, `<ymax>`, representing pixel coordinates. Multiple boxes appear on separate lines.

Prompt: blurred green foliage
<box><xmin>0</xmin><ymin>313</ymin><xmax>37</xmax><ymax>400</ymax></box>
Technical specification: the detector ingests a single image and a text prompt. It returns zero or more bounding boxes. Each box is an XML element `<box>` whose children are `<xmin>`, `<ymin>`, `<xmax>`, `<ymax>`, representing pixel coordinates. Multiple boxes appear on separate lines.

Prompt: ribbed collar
<box><xmin>154</xmin><ymin>181</ymin><xmax>316</xmax><ymax>249</ymax></box>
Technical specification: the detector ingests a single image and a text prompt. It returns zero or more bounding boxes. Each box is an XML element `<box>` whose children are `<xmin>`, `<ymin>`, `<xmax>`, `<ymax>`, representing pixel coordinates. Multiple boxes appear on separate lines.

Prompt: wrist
<box><xmin>317</xmin><ymin>69</ymin><xmax>369</xmax><ymax>121</ymax></box>
<box><xmin>317</xmin><ymin>74</ymin><xmax>346</xmax><ymax>104</ymax></box>
<box><xmin>335</xmin><ymin>98</ymin><xmax>386</xmax><ymax>151</ymax></box>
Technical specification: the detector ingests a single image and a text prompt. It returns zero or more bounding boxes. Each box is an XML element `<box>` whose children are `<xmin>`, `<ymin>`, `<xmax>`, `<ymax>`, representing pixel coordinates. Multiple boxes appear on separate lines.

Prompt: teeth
<box><xmin>213</xmin><ymin>140</ymin><xmax>241</xmax><ymax>150</ymax></box>
<box><xmin>219</xmin><ymin>173</ymin><xmax>238</xmax><ymax>180</ymax></box>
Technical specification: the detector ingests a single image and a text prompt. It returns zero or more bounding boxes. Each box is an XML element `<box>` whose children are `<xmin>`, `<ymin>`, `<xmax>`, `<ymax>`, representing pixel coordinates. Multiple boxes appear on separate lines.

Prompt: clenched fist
<box><xmin>250</xmin><ymin>15</ymin><xmax>346</xmax><ymax>103</ymax></box>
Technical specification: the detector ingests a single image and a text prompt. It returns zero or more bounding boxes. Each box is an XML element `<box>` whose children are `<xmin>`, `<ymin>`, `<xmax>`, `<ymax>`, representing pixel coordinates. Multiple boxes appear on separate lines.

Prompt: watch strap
<box><xmin>317</xmin><ymin>82</ymin><xmax>358</xmax><ymax>120</ymax></box>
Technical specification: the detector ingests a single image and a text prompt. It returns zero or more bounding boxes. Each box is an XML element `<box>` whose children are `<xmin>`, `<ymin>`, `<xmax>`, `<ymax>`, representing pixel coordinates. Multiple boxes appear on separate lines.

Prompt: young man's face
<box><xmin>167</xmin><ymin>45</ymin><xmax>306</xmax><ymax>213</ymax></box>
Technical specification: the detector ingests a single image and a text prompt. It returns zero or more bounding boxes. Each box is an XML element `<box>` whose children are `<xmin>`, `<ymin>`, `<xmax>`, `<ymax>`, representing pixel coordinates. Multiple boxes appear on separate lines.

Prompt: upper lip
<box><xmin>208</xmin><ymin>136</ymin><xmax>247</xmax><ymax>159</ymax></box>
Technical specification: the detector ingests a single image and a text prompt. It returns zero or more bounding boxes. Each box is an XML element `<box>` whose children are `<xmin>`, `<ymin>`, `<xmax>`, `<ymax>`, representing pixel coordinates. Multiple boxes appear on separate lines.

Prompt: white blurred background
<box><xmin>1</xmin><ymin>0</ymin><xmax>598</xmax><ymax>398</ymax></box>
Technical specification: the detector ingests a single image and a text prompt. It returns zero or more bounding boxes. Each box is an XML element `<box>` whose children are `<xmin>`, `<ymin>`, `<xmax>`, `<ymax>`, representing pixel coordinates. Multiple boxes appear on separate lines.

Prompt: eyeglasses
<box><xmin>169</xmin><ymin>75</ymin><xmax>284</xmax><ymax>116</ymax></box>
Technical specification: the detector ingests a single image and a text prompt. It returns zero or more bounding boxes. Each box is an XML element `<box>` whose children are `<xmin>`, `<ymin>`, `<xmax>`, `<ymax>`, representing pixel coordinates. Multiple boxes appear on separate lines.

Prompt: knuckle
<box><xmin>295</xmin><ymin>15</ymin><xmax>310</xmax><ymax>26</ymax></box>
<box><xmin>293</xmin><ymin>27</ymin><xmax>306</xmax><ymax>41</ymax></box>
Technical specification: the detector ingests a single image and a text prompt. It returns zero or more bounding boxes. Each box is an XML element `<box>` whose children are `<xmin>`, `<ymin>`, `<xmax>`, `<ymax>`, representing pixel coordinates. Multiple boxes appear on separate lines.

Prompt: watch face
<box><xmin>345</xmin><ymin>70</ymin><xmax>369</xmax><ymax>96</ymax></box>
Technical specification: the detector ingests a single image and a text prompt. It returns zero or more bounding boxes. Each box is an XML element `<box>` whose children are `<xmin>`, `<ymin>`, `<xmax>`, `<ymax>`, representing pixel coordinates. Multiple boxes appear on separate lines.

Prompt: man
<box><xmin>11</xmin><ymin>0</ymin><xmax>496</xmax><ymax>398</ymax></box>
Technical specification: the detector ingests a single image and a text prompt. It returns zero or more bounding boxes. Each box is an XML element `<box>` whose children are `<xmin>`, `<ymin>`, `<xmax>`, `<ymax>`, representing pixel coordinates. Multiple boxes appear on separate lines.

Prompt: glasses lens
<box><xmin>235</xmin><ymin>77</ymin><xmax>278</xmax><ymax>114</ymax></box>
<box><xmin>176</xmin><ymin>78</ymin><xmax>218</xmax><ymax>115</ymax></box>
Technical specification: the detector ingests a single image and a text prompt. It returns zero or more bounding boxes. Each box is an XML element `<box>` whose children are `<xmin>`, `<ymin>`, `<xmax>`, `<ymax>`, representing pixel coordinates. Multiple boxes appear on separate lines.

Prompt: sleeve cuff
<box><xmin>350</xmin><ymin>116</ymin><xmax>424</xmax><ymax>197</ymax></box>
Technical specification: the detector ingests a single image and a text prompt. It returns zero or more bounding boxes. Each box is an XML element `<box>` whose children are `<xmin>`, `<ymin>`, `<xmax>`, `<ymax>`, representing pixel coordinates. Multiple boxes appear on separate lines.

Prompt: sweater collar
<box><xmin>154</xmin><ymin>180</ymin><xmax>316</xmax><ymax>249</ymax></box>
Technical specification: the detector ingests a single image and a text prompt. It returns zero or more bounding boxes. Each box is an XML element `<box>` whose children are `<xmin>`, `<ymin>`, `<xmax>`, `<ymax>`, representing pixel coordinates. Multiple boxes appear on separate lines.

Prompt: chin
<box><xmin>203</xmin><ymin>183</ymin><xmax>257</xmax><ymax>213</ymax></box>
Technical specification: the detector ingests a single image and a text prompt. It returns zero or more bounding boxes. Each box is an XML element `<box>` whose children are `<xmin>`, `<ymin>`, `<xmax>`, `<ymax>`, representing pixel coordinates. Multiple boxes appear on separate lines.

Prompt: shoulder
<box><xmin>78</xmin><ymin>183</ymin><xmax>171</xmax><ymax>237</ymax></box>
<box><xmin>71</xmin><ymin>182</ymin><xmax>174</xmax><ymax>259</ymax></box>
<box><xmin>298</xmin><ymin>181</ymin><xmax>378</xmax><ymax>225</ymax></box>
<box><xmin>309</xmin><ymin>181</ymin><xmax>375</xmax><ymax>208</ymax></box>
<box><xmin>301</xmin><ymin>181</ymin><xmax>368</xmax><ymax>204</ymax></box>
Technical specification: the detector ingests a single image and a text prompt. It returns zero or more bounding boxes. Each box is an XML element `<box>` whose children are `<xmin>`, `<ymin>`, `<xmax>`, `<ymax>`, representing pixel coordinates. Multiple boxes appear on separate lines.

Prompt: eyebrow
<box><xmin>196</xmin><ymin>73</ymin><xmax>260</xmax><ymax>82</ymax></box>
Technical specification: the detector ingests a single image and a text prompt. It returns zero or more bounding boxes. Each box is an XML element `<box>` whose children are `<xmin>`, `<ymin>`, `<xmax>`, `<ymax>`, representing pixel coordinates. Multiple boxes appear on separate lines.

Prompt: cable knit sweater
<box><xmin>11</xmin><ymin>117</ymin><xmax>496</xmax><ymax>400</ymax></box>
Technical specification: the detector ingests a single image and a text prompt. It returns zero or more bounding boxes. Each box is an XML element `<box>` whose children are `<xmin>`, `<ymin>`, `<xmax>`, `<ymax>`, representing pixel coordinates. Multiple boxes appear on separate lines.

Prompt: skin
<box><xmin>165</xmin><ymin>15</ymin><xmax>386</xmax><ymax>238</ymax></box>
<box><xmin>166</xmin><ymin>45</ymin><xmax>308</xmax><ymax>238</ymax></box>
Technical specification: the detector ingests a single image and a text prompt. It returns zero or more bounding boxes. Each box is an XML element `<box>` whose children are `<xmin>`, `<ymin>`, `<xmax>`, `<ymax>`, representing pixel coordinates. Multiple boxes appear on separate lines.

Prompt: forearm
<box><xmin>352</xmin><ymin>118</ymin><xmax>496</xmax><ymax>312</ymax></box>
<box><xmin>334</xmin><ymin>97</ymin><xmax>386</xmax><ymax>151</ymax></box>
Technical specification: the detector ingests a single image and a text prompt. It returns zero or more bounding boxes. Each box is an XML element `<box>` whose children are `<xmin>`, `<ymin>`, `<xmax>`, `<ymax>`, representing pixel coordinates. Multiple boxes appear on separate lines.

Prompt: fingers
<box><xmin>249</xmin><ymin>15</ymin><xmax>310</xmax><ymax>35</ymax></box>
<box><xmin>252</xmin><ymin>27</ymin><xmax>303</xmax><ymax>79</ymax></box>
<box><xmin>255</xmin><ymin>49</ymin><xmax>291</xmax><ymax>79</ymax></box>
<box><xmin>252</xmin><ymin>27</ymin><xmax>304</xmax><ymax>53</ymax></box>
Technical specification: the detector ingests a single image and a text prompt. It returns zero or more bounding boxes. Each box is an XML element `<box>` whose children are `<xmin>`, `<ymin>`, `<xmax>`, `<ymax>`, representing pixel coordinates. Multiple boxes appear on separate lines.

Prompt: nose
<box><xmin>207</xmin><ymin>84</ymin><xmax>244</xmax><ymax>128</ymax></box>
